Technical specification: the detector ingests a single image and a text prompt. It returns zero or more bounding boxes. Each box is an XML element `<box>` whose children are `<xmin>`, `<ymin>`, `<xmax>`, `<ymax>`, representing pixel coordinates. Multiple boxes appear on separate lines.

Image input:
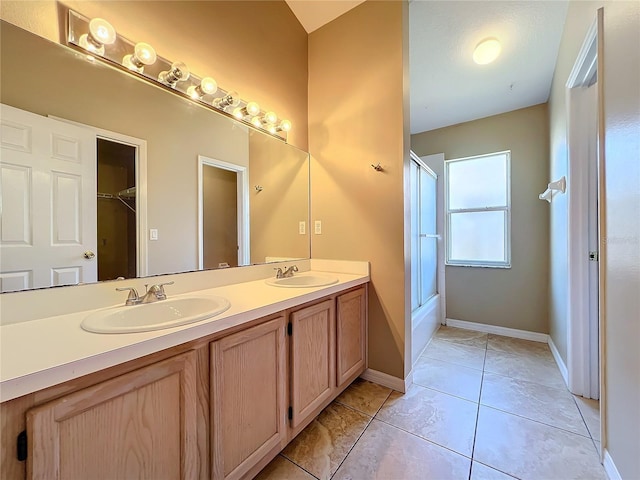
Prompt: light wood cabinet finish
<box><xmin>289</xmin><ymin>299</ymin><xmax>336</xmax><ymax>429</ymax></box>
<box><xmin>210</xmin><ymin>316</ymin><xmax>287</xmax><ymax>480</ymax></box>
<box><xmin>26</xmin><ymin>351</ymin><xmax>198</xmax><ymax>480</ymax></box>
<box><xmin>336</xmin><ymin>287</ymin><xmax>367</xmax><ymax>389</ymax></box>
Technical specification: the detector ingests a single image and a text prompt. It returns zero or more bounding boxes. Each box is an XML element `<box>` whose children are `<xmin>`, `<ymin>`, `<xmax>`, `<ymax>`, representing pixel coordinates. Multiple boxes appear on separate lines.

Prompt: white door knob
<box><xmin>83</xmin><ymin>251</ymin><xmax>96</xmax><ymax>259</ymax></box>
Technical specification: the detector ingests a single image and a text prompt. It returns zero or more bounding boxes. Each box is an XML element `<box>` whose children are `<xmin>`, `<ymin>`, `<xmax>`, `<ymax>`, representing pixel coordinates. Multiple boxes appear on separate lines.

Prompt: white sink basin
<box><xmin>265</xmin><ymin>274</ymin><xmax>339</xmax><ymax>288</ymax></box>
<box><xmin>81</xmin><ymin>294</ymin><xmax>231</xmax><ymax>334</ymax></box>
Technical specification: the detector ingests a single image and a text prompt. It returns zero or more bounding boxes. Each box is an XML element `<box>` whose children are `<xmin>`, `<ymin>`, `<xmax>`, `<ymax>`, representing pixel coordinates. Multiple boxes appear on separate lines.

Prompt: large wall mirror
<box><xmin>0</xmin><ymin>21</ymin><xmax>310</xmax><ymax>293</ymax></box>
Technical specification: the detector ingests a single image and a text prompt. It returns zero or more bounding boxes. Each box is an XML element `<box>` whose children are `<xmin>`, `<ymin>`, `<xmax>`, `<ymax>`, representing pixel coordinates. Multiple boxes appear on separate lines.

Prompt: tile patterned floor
<box><xmin>256</xmin><ymin>326</ymin><xmax>605</xmax><ymax>480</ymax></box>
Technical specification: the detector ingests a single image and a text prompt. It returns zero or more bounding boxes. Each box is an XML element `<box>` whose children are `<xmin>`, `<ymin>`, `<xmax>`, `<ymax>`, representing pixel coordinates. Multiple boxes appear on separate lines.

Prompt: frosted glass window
<box><xmin>450</xmin><ymin>211</ymin><xmax>506</xmax><ymax>263</ymax></box>
<box><xmin>446</xmin><ymin>151</ymin><xmax>510</xmax><ymax>267</ymax></box>
<box><xmin>448</xmin><ymin>154</ymin><xmax>508</xmax><ymax>209</ymax></box>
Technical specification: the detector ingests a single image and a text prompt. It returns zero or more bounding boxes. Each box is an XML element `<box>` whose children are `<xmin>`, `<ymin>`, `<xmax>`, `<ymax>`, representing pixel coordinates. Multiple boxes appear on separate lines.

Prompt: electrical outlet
<box><xmin>149</xmin><ymin>228</ymin><xmax>158</xmax><ymax>241</ymax></box>
<box><xmin>299</xmin><ymin>221</ymin><xmax>306</xmax><ymax>235</ymax></box>
<box><xmin>314</xmin><ymin>220</ymin><xmax>322</xmax><ymax>235</ymax></box>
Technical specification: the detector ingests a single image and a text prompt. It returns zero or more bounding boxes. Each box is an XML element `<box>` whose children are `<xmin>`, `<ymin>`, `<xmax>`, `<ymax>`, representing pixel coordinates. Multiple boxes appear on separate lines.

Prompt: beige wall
<box><xmin>308</xmin><ymin>1</ymin><xmax>410</xmax><ymax>379</ymax></box>
<box><xmin>412</xmin><ymin>104</ymin><xmax>550</xmax><ymax>333</ymax></box>
<box><xmin>249</xmin><ymin>132</ymin><xmax>310</xmax><ymax>264</ymax></box>
<box><xmin>0</xmin><ymin>0</ymin><xmax>309</xmax><ymax>150</ymax></box>
<box><xmin>203</xmin><ymin>166</ymin><xmax>238</xmax><ymax>269</ymax></box>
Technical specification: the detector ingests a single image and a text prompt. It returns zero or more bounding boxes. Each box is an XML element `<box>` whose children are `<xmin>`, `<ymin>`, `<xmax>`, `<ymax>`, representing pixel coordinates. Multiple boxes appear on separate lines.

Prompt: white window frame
<box><xmin>445</xmin><ymin>150</ymin><xmax>511</xmax><ymax>268</ymax></box>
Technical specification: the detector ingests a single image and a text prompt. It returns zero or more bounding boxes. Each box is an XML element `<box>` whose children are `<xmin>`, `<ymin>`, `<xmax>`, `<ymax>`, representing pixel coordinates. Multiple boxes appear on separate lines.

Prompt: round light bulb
<box><xmin>264</xmin><ymin>111</ymin><xmax>278</xmax><ymax>125</ymax></box>
<box><xmin>246</xmin><ymin>101</ymin><xmax>261</xmax><ymax>116</ymax></box>
<box><xmin>79</xmin><ymin>33</ymin><xmax>104</xmax><ymax>56</ymax></box>
<box><xmin>267</xmin><ymin>125</ymin><xmax>277</xmax><ymax>134</ymax></box>
<box><xmin>473</xmin><ymin>38</ymin><xmax>501</xmax><ymax>65</ymax></box>
<box><xmin>88</xmin><ymin>18</ymin><xmax>116</xmax><ymax>45</ymax></box>
<box><xmin>171</xmin><ymin>61</ymin><xmax>190</xmax><ymax>81</ymax></box>
<box><xmin>279</xmin><ymin>119</ymin><xmax>292</xmax><ymax>132</ymax></box>
<box><xmin>200</xmin><ymin>77</ymin><xmax>218</xmax><ymax>95</ymax></box>
<box><xmin>122</xmin><ymin>54</ymin><xmax>138</xmax><ymax>72</ymax></box>
<box><xmin>232</xmin><ymin>107</ymin><xmax>244</xmax><ymax>120</ymax></box>
<box><xmin>134</xmin><ymin>42</ymin><xmax>157</xmax><ymax>65</ymax></box>
<box><xmin>187</xmin><ymin>86</ymin><xmax>199</xmax><ymax>99</ymax></box>
<box><xmin>251</xmin><ymin>116</ymin><xmax>262</xmax><ymax>128</ymax></box>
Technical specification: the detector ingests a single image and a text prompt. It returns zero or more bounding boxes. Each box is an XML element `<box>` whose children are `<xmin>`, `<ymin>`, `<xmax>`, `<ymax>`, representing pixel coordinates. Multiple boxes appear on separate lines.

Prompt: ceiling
<box><xmin>409</xmin><ymin>1</ymin><xmax>569</xmax><ymax>134</ymax></box>
<box><xmin>285</xmin><ymin>1</ymin><xmax>569</xmax><ymax>135</ymax></box>
<box><xmin>285</xmin><ymin>0</ymin><xmax>366</xmax><ymax>33</ymax></box>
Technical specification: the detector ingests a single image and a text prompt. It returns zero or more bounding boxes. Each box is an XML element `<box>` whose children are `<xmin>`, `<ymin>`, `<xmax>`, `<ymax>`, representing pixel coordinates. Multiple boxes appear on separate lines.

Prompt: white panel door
<box><xmin>0</xmin><ymin>104</ymin><xmax>97</xmax><ymax>292</ymax></box>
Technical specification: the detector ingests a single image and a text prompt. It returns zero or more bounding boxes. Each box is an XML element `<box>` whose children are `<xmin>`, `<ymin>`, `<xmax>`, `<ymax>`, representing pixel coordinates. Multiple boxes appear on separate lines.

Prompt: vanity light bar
<box><xmin>66</xmin><ymin>9</ymin><xmax>292</xmax><ymax>140</ymax></box>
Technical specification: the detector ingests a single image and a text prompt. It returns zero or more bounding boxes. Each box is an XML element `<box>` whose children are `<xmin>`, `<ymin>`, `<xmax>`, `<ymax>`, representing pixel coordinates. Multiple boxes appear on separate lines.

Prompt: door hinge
<box><xmin>17</xmin><ymin>430</ymin><xmax>27</xmax><ymax>461</ymax></box>
<box><xmin>589</xmin><ymin>251</ymin><xmax>599</xmax><ymax>261</ymax></box>
<box><xmin>288</xmin><ymin>406</ymin><xmax>293</xmax><ymax>420</ymax></box>
<box><xmin>287</xmin><ymin>322</ymin><xmax>292</xmax><ymax>336</ymax></box>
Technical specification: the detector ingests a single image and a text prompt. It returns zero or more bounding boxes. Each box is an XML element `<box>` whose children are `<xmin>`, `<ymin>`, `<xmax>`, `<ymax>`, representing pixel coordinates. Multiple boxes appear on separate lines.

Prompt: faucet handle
<box><xmin>157</xmin><ymin>281</ymin><xmax>174</xmax><ymax>298</ymax></box>
<box><xmin>115</xmin><ymin>287</ymin><xmax>140</xmax><ymax>306</ymax></box>
<box><xmin>274</xmin><ymin>267</ymin><xmax>284</xmax><ymax>279</ymax></box>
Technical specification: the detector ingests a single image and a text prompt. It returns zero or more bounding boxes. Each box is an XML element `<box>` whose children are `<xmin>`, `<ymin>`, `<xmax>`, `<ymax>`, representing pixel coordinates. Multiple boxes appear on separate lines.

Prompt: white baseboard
<box><xmin>445</xmin><ymin>318</ymin><xmax>549</xmax><ymax>343</ymax></box>
<box><xmin>360</xmin><ymin>368</ymin><xmax>409</xmax><ymax>393</ymax></box>
<box><xmin>603</xmin><ymin>449</ymin><xmax>622</xmax><ymax>480</ymax></box>
<box><xmin>548</xmin><ymin>336</ymin><xmax>569</xmax><ymax>386</ymax></box>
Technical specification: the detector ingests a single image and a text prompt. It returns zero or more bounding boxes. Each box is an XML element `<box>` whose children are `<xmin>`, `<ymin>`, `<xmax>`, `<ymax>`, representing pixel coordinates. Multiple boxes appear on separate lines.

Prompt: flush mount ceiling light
<box><xmin>67</xmin><ymin>9</ymin><xmax>292</xmax><ymax>139</ymax></box>
<box><xmin>473</xmin><ymin>37</ymin><xmax>501</xmax><ymax>65</ymax></box>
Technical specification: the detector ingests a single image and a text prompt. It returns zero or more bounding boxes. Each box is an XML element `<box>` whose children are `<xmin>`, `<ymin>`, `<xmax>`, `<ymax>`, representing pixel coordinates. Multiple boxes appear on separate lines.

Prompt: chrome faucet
<box><xmin>141</xmin><ymin>281</ymin><xmax>174</xmax><ymax>303</ymax></box>
<box><xmin>274</xmin><ymin>265</ymin><xmax>298</xmax><ymax>279</ymax></box>
<box><xmin>116</xmin><ymin>281</ymin><xmax>174</xmax><ymax>306</ymax></box>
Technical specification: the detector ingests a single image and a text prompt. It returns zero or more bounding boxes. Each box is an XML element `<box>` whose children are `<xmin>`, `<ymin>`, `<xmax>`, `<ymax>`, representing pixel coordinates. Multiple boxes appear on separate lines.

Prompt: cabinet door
<box><xmin>336</xmin><ymin>287</ymin><xmax>367</xmax><ymax>389</ymax></box>
<box><xmin>211</xmin><ymin>316</ymin><xmax>287</xmax><ymax>480</ymax></box>
<box><xmin>290</xmin><ymin>299</ymin><xmax>335</xmax><ymax>429</ymax></box>
<box><xmin>26</xmin><ymin>351</ymin><xmax>198</xmax><ymax>480</ymax></box>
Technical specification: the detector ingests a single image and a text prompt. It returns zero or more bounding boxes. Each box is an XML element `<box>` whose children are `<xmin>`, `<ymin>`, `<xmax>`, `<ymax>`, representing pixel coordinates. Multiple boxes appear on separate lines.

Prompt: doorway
<box><xmin>96</xmin><ymin>139</ymin><xmax>137</xmax><ymax>281</ymax></box>
<box><xmin>197</xmin><ymin>155</ymin><xmax>250</xmax><ymax>269</ymax></box>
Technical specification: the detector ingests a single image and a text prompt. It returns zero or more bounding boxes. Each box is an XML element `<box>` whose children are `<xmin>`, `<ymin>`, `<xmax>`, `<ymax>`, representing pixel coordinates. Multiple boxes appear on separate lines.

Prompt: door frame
<box><xmin>197</xmin><ymin>155</ymin><xmax>250</xmax><ymax>269</ymax></box>
<box><xmin>49</xmin><ymin>116</ymin><xmax>148</xmax><ymax>277</ymax></box>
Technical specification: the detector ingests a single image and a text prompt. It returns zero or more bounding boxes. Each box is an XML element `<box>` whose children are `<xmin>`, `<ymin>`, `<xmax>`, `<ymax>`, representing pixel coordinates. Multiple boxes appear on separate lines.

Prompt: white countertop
<box><xmin>0</xmin><ymin>266</ymin><xmax>368</xmax><ymax>403</ymax></box>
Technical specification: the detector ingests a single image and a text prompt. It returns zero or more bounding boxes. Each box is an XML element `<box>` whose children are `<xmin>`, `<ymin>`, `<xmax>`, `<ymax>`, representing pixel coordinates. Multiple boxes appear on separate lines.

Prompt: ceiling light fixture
<box><xmin>158</xmin><ymin>61</ymin><xmax>191</xmax><ymax>87</ymax></box>
<box><xmin>473</xmin><ymin>38</ymin><xmax>501</xmax><ymax>65</ymax></box>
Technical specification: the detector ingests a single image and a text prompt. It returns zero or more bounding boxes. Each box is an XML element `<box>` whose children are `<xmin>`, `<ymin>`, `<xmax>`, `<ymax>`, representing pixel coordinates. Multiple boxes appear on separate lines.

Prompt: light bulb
<box><xmin>89</xmin><ymin>18</ymin><xmax>116</xmax><ymax>45</ymax></box>
<box><xmin>158</xmin><ymin>61</ymin><xmax>190</xmax><ymax>87</ymax></box>
<box><xmin>473</xmin><ymin>38</ymin><xmax>501</xmax><ymax>65</ymax></box>
<box><xmin>79</xmin><ymin>18</ymin><xmax>116</xmax><ymax>56</ymax></box>
<box><xmin>279</xmin><ymin>119</ymin><xmax>292</xmax><ymax>132</ymax></box>
<box><xmin>232</xmin><ymin>107</ymin><xmax>244</xmax><ymax>120</ymax></box>
<box><xmin>263</xmin><ymin>111</ymin><xmax>278</xmax><ymax>125</ymax></box>
<box><xmin>187</xmin><ymin>77</ymin><xmax>218</xmax><ymax>99</ymax></box>
<box><xmin>122</xmin><ymin>43</ymin><xmax>156</xmax><ymax>73</ymax></box>
<box><xmin>246</xmin><ymin>101</ymin><xmax>261</xmax><ymax>116</ymax></box>
<box><xmin>251</xmin><ymin>116</ymin><xmax>262</xmax><ymax>128</ymax></box>
<box><xmin>267</xmin><ymin>125</ymin><xmax>277</xmax><ymax>134</ymax></box>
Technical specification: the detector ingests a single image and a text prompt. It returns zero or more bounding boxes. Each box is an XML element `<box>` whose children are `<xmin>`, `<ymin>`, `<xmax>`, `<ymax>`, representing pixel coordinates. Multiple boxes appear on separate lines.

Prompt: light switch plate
<box><xmin>149</xmin><ymin>228</ymin><xmax>158</xmax><ymax>241</ymax></box>
<box><xmin>314</xmin><ymin>220</ymin><xmax>322</xmax><ymax>235</ymax></box>
<box><xmin>299</xmin><ymin>221</ymin><xmax>306</xmax><ymax>235</ymax></box>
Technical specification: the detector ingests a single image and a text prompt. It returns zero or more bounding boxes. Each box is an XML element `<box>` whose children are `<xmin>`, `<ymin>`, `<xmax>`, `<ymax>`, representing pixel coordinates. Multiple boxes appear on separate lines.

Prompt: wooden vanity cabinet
<box><xmin>210</xmin><ymin>315</ymin><xmax>287</xmax><ymax>480</ymax></box>
<box><xmin>26</xmin><ymin>351</ymin><xmax>198</xmax><ymax>480</ymax></box>
<box><xmin>336</xmin><ymin>287</ymin><xmax>367</xmax><ymax>390</ymax></box>
<box><xmin>288</xmin><ymin>299</ymin><xmax>336</xmax><ymax>431</ymax></box>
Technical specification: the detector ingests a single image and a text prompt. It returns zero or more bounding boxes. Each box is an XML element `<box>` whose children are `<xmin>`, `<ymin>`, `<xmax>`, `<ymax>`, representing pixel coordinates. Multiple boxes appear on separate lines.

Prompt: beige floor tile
<box><xmin>574</xmin><ymin>395</ymin><xmax>601</xmax><ymax>441</ymax></box>
<box><xmin>332</xmin><ymin>419</ymin><xmax>470</xmax><ymax>480</ymax></box>
<box><xmin>470</xmin><ymin>462</ymin><xmax>516</xmax><ymax>480</ymax></box>
<box><xmin>474</xmin><ymin>406</ymin><xmax>607</xmax><ymax>480</ymax></box>
<box><xmin>413</xmin><ymin>355</ymin><xmax>483</xmax><ymax>401</ymax></box>
<box><xmin>335</xmin><ymin>378</ymin><xmax>392</xmax><ymax>416</ymax></box>
<box><xmin>481</xmin><ymin>373</ymin><xmax>589</xmax><ymax>436</ymax></box>
<box><xmin>484</xmin><ymin>349</ymin><xmax>566</xmax><ymax>389</ymax></box>
<box><xmin>487</xmin><ymin>334</ymin><xmax>553</xmax><ymax>359</ymax></box>
<box><xmin>282</xmin><ymin>402</ymin><xmax>370</xmax><ymax>480</ymax></box>
<box><xmin>422</xmin><ymin>338</ymin><xmax>486</xmax><ymax>371</ymax></box>
<box><xmin>434</xmin><ymin>326</ymin><xmax>488</xmax><ymax>349</ymax></box>
<box><xmin>376</xmin><ymin>384</ymin><xmax>478</xmax><ymax>456</ymax></box>
<box><xmin>255</xmin><ymin>455</ymin><xmax>316</xmax><ymax>480</ymax></box>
